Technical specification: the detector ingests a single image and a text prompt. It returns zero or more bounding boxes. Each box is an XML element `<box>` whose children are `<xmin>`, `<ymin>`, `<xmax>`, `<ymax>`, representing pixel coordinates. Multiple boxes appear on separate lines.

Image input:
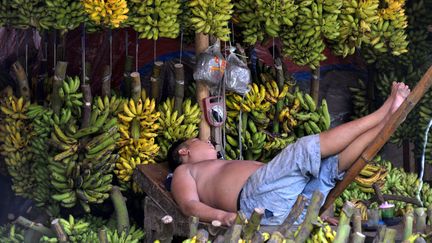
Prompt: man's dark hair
<box><xmin>167</xmin><ymin>139</ymin><xmax>188</xmax><ymax>172</ymax></box>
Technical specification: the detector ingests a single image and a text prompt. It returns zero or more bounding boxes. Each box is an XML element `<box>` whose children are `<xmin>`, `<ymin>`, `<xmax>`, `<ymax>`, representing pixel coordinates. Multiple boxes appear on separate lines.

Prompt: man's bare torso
<box><xmin>174</xmin><ymin>159</ymin><xmax>264</xmax><ymax>212</ymax></box>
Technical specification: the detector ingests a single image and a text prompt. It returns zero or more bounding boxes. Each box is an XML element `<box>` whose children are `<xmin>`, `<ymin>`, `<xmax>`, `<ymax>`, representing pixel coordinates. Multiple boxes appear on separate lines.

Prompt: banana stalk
<box><xmin>403</xmin><ymin>209</ymin><xmax>414</xmax><ymax>241</ymax></box>
<box><xmin>111</xmin><ymin>186</ymin><xmax>130</xmax><ymax>233</ymax></box>
<box><xmin>151</xmin><ymin>61</ymin><xmax>164</xmax><ymax>104</ymax></box>
<box><xmin>130</xmin><ymin>72</ymin><xmax>141</xmax><ymax>102</ymax></box>
<box><xmin>333</xmin><ymin>224</ymin><xmax>351</xmax><ymax>243</ymax></box>
<box><xmin>52</xmin><ymin>62</ymin><xmax>68</xmax><ymax>115</ymax></box>
<box><xmin>243</xmin><ymin>208</ymin><xmax>264</xmax><ymax>241</ymax></box>
<box><xmin>294</xmin><ymin>191</ymin><xmax>323</xmax><ymax>242</ymax></box>
<box><xmin>174</xmin><ymin>63</ymin><xmax>185</xmax><ymax>114</ymax></box>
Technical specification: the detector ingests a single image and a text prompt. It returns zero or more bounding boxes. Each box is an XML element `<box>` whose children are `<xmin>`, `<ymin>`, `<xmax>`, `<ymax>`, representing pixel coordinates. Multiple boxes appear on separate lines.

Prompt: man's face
<box><xmin>184</xmin><ymin>138</ymin><xmax>217</xmax><ymax>162</ymax></box>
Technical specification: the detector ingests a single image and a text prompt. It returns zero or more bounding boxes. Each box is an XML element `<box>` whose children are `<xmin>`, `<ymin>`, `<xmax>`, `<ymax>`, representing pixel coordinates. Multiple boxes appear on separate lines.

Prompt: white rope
<box><xmin>417</xmin><ymin>118</ymin><xmax>432</xmax><ymax>206</ymax></box>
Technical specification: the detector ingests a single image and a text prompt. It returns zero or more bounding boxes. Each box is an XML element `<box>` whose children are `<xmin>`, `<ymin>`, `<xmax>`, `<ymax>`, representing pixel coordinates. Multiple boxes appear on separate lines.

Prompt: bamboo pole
<box><xmin>278</xmin><ymin>195</ymin><xmax>307</xmax><ymax>238</ymax></box>
<box><xmin>101</xmin><ymin>65</ymin><xmax>111</xmax><ymax>98</ymax></box>
<box><xmin>51</xmin><ymin>219</ymin><xmax>67</xmax><ymax>243</ymax></box>
<box><xmin>189</xmin><ymin>216</ymin><xmax>199</xmax><ymax>238</ymax></box>
<box><xmin>52</xmin><ymin>61</ymin><xmax>68</xmax><ymax>115</ymax></box>
<box><xmin>243</xmin><ymin>208</ymin><xmax>264</xmax><ymax>241</ymax></box>
<box><xmin>294</xmin><ymin>191</ymin><xmax>324</xmax><ymax>242</ymax></box>
<box><xmin>110</xmin><ymin>186</ymin><xmax>130</xmax><ymax>233</ymax></box>
<box><xmin>130</xmin><ymin>72</ymin><xmax>141</xmax><ymax>102</ymax></box>
<box><xmin>415</xmin><ymin>208</ymin><xmax>427</xmax><ymax>233</ymax></box>
<box><xmin>174</xmin><ymin>63</ymin><xmax>185</xmax><ymax>114</ymax></box>
<box><xmin>81</xmin><ymin>84</ymin><xmax>92</xmax><ymax>129</ymax></box>
<box><xmin>158</xmin><ymin>215</ymin><xmax>173</xmax><ymax>243</ymax></box>
<box><xmin>98</xmin><ymin>229</ymin><xmax>108</xmax><ymax>243</ymax></box>
<box><xmin>403</xmin><ymin>205</ymin><xmax>414</xmax><ymax>241</ymax></box>
<box><xmin>12</xmin><ymin>61</ymin><xmax>31</xmax><ymax>100</ymax></box>
<box><xmin>223</xmin><ymin>224</ymin><xmax>242</xmax><ymax>243</ymax></box>
<box><xmin>151</xmin><ymin>61</ymin><xmax>164</xmax><ymax>104</ymax></box>
<box><xmin>351</xmin><ymin>231</ymin><xmax>365</xmax><ymax>243</ymax></box>
<box><xmin>333</xmin><ymin>224</ymin><xmax>351</xmax><ymax>243</ymax></box>
<box><xmin>14</xmin><ymin>216</ymin><xmax>55</xmax><ymax>237</ymax></box>
<box><xmin>321</xmin><ymin>66</ymin><xmax>432</xmax><ymax>213</ymax></box>
<box><xmin>195</xmin><ymin>33</ymin><xmax>211</xmax><ymax>141</ymax></box>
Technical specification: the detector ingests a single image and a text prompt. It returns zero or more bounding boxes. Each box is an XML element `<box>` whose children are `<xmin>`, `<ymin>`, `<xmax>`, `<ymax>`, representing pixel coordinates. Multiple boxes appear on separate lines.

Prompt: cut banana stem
<box><xmin>110</xmin><ymin>186</ymin><xmax>130</xmax><ymax>233</ymax></box>
<box><xmin>333</xmin><ymin>224</ymin><xmax>351</xmax><ymax>243</ymax></box>
<box><xmin>151</xmin><ymin>61</ymin><xmax>164</xmax><ymax>104</ymax></box>
<box><xmin>403</xmin><ymin>210</ymin><xmax>414</xmax><ymax>241</ymax></box>
<box><xmin>101</xmin><ymin>65</ymin><xmax>112</xmax><ymax>98</ymax></box>
<box><xmin>174</xmin><ymin>63</ymin><xmax>185</xmax><ymax>114</ymax></box>
<box><xmin>12</xmin><ymin>61</ymin><xmax>30</xmax><ymax>100</ymax></box>
<box><xmin>130</xmin><ymin>72</ymin><xmax>141</xmax><ymax>102</ymax></box>
<box><xmin>52</xmin><ymin>61</ymin><xmax>68</xmax><ymax>115</ymax></box>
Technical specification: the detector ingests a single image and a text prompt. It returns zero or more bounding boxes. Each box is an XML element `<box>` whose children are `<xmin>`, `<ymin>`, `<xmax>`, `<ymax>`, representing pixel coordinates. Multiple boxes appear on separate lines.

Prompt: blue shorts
<box><xmin>238</xmin><ymin>134</ymin><xmax>344</xmax><ymax>225</ymax></box>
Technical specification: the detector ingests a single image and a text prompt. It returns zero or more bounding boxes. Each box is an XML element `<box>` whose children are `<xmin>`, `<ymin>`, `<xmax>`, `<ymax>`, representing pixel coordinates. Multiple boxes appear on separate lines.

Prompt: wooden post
<box><xmin>310</xmin><ymin>67</ymin><xmax>320</xmax><ymax>104</ymax></box>
<box><xmin>101</xmin><ymin>65</ymin><xmax>111</xmax><ymax>98</ymax></box>
<box><xmin>81</xmin><ymin>84</ymin><xmax>92</xmax><ymax>129</ymax></box>
<box><xmin>174</xmin><ymin>63</ymin><xmax>185</xmax><ymax>114</ymax></box>
<box><xmin>51</xmin><ymin>219</ymin><xmax>67</xmax><ymax>243</ymax></box>
<box><xmin>151</xmin><ymin>61</ymin><xmax>164</xmax><ymax>104</ymax></box>
<box><xmin>321</xmin><ymin>66</ymin><xmax>432</xmax><ymax>213</ymax></box>
<box><xmin>12</xmin><ymin>61</ymin><xmax>31</xmax><ymax>100</ymax></box>
<box><xmin>294</xmin><ymin>191</ymin><xmax>324</xmax><ymax>242</ymax></box>
<box><xmin>52</xmin><ymin>61</ymin><xmax>68</xmax><ymax>115</ymax></box>
<box><xmin>130</xmin><ymin>72</ymin><xmax>141</xmax><ymax>102</ymax></box>
<box><xmin>195</xmin><ymin>33</ymin><xmax>211</xmax><ymax>141</ymax></box>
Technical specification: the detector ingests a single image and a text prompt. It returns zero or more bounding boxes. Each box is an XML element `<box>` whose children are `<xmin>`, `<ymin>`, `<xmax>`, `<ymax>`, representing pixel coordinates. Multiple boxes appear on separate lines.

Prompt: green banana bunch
<box><xmin>0</xmin><ymin>0</ymin><xmax>14</xmax><ymax>27</ymax></box>
<box><xmin>8</xmin><ymin>0</ymin><xmax>49</xmax><ymax>29</ymax></box>
<box><xmin>234</xmin><ymin>0</ymin><xmax>297</xmax><ymax>44</ymax></box>
<box><xmin>281</xmin><ymin>0</ymin><xmax>328</xmax><ymax>70</ymax></box>
<box><xmin>189</xmin><ymin>0</ymin><xmax>233</xmax><ymax>41</ymax></box>
<box><xmin>349</xmin><ymin>79</ymin><xmax>370</xmax><ymax>120</ymax></box>
<box><xmin>0</xmin><ymin>96</ymin><xmax>36</xmax><ymax>199</ymax></box>
<box><xmin>127</xmin><ymin>0</ymin><xmax>181</xmax><ymax>40</ymax></box>
<box><xmin>40</xmin><ymin>215</ymin><xmax>91</xmax><ymax>243</ymax></box>
<box><xmin>44</xmin><ymin>0</ymin><xmax>86</xmax><ymax>32</ymax></box>
<box><xmin>0</xmin><ymin>224</ymin><xmax>25</xmax><ymax>243</ymax></box>
<box><xmin>94</xmin><ymin>95</ymin><xmax>126</xmax><ymax>117</ymax></box>
<box><xmin>106</xmin><ymin>225</ymin><xmax>145</xmax><ymax>243</ymax></box>
<box><xmin>59</xmin><ymin>76</ymin><xmax>83</xmax><ymax>117</ymax></box>
<box><xmin>156</xmin><ymin>98</ymin><xmax>200</xmax><ymax>161</ymax></box>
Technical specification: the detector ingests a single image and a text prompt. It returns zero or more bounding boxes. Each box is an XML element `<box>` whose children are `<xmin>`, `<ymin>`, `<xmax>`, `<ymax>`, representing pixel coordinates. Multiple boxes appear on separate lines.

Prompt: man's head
<box><xmin>167</xmin><ymin>138</ymin><xmax>217</xmax><ymax>171</ymax></box>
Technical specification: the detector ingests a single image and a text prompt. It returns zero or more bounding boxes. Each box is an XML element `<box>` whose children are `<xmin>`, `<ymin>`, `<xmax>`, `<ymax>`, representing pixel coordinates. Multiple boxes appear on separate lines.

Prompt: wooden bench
<box><xmin>134</xmin><ymin>163</ymin><xmax>214</xmax><ymax>242</ymax></box>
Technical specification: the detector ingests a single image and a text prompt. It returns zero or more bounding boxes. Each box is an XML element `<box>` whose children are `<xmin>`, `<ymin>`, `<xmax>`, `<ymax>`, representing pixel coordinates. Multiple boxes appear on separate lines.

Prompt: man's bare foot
<box><xmin>378</xmin><ymin>81</ymin><xmax>398</xmax><ymax>114</ymax></box>
<box><xmin>390</xmin><ymin>82</ymin><xmax>410</xmax><ymax>113</ymax></box>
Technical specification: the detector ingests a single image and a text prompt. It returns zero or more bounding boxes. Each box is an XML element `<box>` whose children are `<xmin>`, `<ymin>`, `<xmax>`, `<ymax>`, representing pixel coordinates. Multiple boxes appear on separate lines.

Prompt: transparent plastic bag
<box><xmin>225</xmin><ymin>48</ymin><xmax>251</xmax><ymax>95</ymax></box>
<box><xmin>193</xmin><ymin>40</ymin><xmax>226</xmax><ymax>87</ymax></box>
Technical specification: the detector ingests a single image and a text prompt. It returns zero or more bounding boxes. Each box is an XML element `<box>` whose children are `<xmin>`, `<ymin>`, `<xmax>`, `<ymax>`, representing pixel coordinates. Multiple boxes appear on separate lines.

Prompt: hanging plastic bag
<box><xmin>193</xmin><ymin>40</ymin><xmax>226</xmax><ymax>87</ymax></box>
<box><xmin>225</xmin><ymin>47</ymin><xmax>251</xmax><ymax>95</ymax></box>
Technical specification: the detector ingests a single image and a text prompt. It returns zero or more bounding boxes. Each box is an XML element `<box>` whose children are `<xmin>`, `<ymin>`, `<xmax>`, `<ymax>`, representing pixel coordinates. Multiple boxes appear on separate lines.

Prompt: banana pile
<box><xmin>27</xmin><ymin>104</ymin><xmax>55</xmax><ymax>209</ymax></box>
<box><xmin>40</xmin><ymin>215</ymin><xmax>145</xmax><ymax>243</ymax></box>
<box><xmin>189</xmin><ymin>0</ymin><xmax>233</xmax><ymax>41</ymax></box>
<box><xmin>353</xmin><ymin>163</ymin><xmax>387</xmax><ymax>193</ymax></box>
<box><xmin>0</xmin><ymin>224</ymin><xmax>25</xmax><ymax>243</ymax></box>
<box><xmin>156</xmin><ymin>98</ymin><xmax>201</xmax><ymax>161</ymax></box>
<box><xmin>349</xmin><ymin>79</ymin><xmax>370</xmax><ymax>120</ymax></box>
<box><xmin>224</xmin><ymin>70</ymin><xmax>331</xmax><ymax>161</ymax></box>
<box><xmin>82</xmin><ymin>0</ymin><xmax>129</xmax><ymax>28</ymax></box>
<box><xmin>293</xmin><ymin>217</ymin><xmax>337</xmax><ymax>242</ymax></box>
<box><xmin>30</xmin><ymin>77</ymin><xmax>119</xmax><ymax>212</ymax></box>
<box><xmin>234</xmin><ymin>0</ymin><xmax>297</xmax><ymax>44</ymax></box>
<box><xmin>43</xmin><ymin>0</ymin><xmax>86</xmax><ymax>32</ymax></box>
<box><xmin>0</xmin><ymin>96</ymin><xmax>35</xmax><ymax>199</ymax></box>
<box><xmin>127</xmin><ymin>0</ymin><xmax>181</xmax><ymax>40</ymax></box>
<box><xmin>116</xmin><ymin>90</ymin><xmax>160</xmax><ymax>184</ymax></box>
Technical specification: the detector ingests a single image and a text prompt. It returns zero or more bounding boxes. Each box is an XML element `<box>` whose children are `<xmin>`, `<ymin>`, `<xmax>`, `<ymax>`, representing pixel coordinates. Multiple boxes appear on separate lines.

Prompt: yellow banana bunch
<box><xmin>82</xmin><ymin>0</ymin><xmax>129</xmax><ymax>28</ymax></box>
<box><xmin>0</xmin><ymin>95</ymin><xmax>35</xmax><ymax>199</ymax></box>
<box><xmin>189</xmin><ymin>0</ymin><xmax>233</xmax><ymax>41</ymax></box>
<box><xmin>156</xmin><ymin>98</ymin><xmax>201</xmax><ymax>160</ymax></box>
<box><xmin>94</xmin><ymin>95</ymin><xmax>126</xmax><ymax>116</ymax></box>
<box><xmin>127</xmin><ymin>0</ymin><xmax>181</xmax><ymax>40</ymax></box>
<box><xmin>293</xmin><ymin>216</ymin><xmax>336</xmax><ymax>242</ymax></box>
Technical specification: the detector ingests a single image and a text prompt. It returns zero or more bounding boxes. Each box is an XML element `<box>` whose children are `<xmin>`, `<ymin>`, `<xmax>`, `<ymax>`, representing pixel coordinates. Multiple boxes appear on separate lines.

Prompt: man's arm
<box><xmin>171</xmin><ymin>166</ymin><xmax>236</xmax><ymax>226</ymax></box>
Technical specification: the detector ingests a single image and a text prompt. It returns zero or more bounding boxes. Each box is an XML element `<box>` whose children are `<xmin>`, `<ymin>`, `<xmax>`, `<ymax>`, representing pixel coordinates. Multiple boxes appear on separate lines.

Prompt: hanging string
<box><xmin>25</xmin><ymin>29</ymin><xmax>29</xmax><ymax>76</ymax></box>
<box><xmin>231</xmin><ymin>21</ymin><xmax>235</xmax><ymax>46</ymax></box>
<box><xmin>237</xmin><ymin>94</ymin><xmax>246</xmax><ymax>160</ymax></box>
<box><xmin>179</xmin><ymin>31</ymin><xmax>184</xmax><ymax>64</ymax></box>
<box><xmin>81</xmin><ymin>24</ymin><xmax>86</xmax><ymax>84</ymax></box>
<box><xmin>417</xmin><ymin>118</ymin><xmax>432</xmax><ymax>206</ymax></box>
<box><xmin>153</xmin><ymin>40</ymin><xmax>157</xmax><ymax>62</ymax></box>
<box><xmin>272</xmin><ymin>38</ymin><xmax>276</xmax><ymax>59</ymax></box>
<box><xmin>135</xmin><ymin>31</ymin><xmax>139</xmax><ymax>72</ymax></box>
<box><xmin>125</xmin><ymin>30</ymin><xmax>128</xmax><ymax>57</ymax></box>
<box><xmin>109</xmin><ymin>29</ymin><xmax>113</xmax><ymax>78</ymax></box>
<box><xmin>53</xmin><ymin>30</ymin><xmax>57</xmax><ymax>70</ymax></box>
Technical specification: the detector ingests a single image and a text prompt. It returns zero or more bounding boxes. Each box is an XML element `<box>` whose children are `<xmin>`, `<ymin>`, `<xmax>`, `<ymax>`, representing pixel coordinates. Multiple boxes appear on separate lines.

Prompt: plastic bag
<box><xmin>225</xmin><ymin>48</ymin><xmax>251</xmax><ymax>95</ymax></box>
<box><xmin>193</xmin><ymin>40</ymin><xmax>226</xmax><ymax>87</ymax></box>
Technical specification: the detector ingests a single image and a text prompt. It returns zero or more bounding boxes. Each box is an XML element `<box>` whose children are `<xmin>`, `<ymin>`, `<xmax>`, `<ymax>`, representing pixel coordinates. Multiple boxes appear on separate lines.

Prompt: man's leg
<box><xmin>319</xmin><ymin>82</ymin><xmax>400</xmax><ymax>159</ymax></box>
<box><xmin>337</xmin><ymin>83</ymin><xmax>410</xmax><ymax>171</ymax></box>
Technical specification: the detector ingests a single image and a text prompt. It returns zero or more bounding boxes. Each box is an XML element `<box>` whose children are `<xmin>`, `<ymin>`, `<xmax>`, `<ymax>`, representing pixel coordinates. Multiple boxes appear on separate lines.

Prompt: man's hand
<box><xmin>321</xmin><ymin>215</ymin><xmax>338</xmax><ymax>226</ymax></box>
<box><xmin>219</xmin><ymin>212</ymin><xmax>237</xmax><ymax>226</ymax></box>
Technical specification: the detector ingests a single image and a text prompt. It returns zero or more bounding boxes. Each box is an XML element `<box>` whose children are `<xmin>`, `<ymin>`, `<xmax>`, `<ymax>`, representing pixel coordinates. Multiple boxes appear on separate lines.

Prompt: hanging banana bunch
<box><xmin>0</xmin><ymin>96</ymin><xmax>35</xmax><ymax>198</ymax></box>
<box><xmin>82</xmin><ymin>0</ymin><xmax>129</xmax><ymax>28</ymax></box>
<box><xmin>42</xmin><ymin>0</ymin><xmax>86</xmax><ymax>32</ymax></box>
<box><xmin>0</xmin><ymin>0</ymin><xmax>14</xmax><ymax>27</ymax></box>
<box><xmin>189</xmin><ymin>0</ymin><xmax>233</xmax><ymax>41</ymax></box>
<box><xmin>116</xmin><ymin>90</ymin><xmax>160</xmax><ymax>184</ymax></box>
<box><xmin>234</xmin><ymin>0</ymin><xmax>297</xmax><ymax>45</ymax></box>
<box><xmin>8</xmin><ymin>0</ymin><xmax>50</xmax><ymax>29</ymax></box>
<box><xmin>127</xmin><ymin>0</ymin><xmax>181</xmax><ymax>40</ymax></box>
<box><xmin>349</xmin><ymin>79</ymin><xmax>370</xmax><ymax>120</ymax></box>
<box><xmin>156</xmin><ymin>98</ymin><xmax>201</xmax><ymax>161</ymax></box>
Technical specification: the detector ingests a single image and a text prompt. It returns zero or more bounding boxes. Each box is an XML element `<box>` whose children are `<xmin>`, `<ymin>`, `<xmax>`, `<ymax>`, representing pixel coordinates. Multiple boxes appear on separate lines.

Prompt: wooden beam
<box><xmin>321</xmin><ymin>66</ymin><xmax>432</xmax><ymax>214</ymax></box>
